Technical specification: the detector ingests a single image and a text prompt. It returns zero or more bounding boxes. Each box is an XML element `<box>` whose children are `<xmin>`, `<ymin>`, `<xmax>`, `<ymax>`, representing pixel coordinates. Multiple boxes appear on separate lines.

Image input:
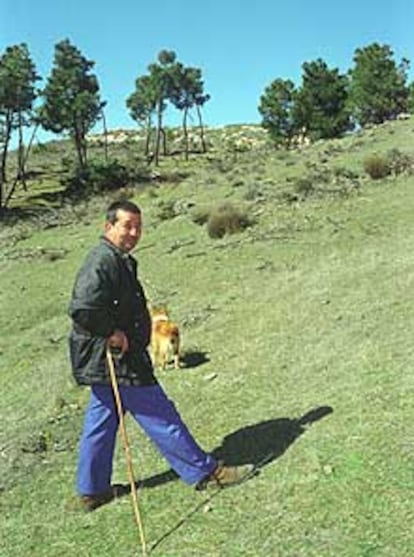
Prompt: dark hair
<box><xmin>106</xmin><ymin>200</ymin><xmax>141</xmax><ymax>224</ymax></box>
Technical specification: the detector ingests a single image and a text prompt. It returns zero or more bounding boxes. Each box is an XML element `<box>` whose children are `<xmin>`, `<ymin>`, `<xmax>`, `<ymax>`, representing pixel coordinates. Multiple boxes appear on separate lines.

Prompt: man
<box><xmin>68</xmin><ymin>199</ymin><xmax>252</xmax><ymax>511</ymax></box>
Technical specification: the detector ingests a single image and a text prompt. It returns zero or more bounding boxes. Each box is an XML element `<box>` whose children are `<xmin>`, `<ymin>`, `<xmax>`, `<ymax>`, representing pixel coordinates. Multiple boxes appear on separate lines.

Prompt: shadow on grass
<box><xmin>212</xmin><ymin>405</ymin><xmax>334</xmax><ymax>468</ymax></box>
<box><xmin>116</xmin><ymin>405</ymin><xmax>334</xmax><ymax>494</ymax></box>
<box><xmin>144</xmin><ymin>405</ymin><xmax>333</xmax><ymax>553</ymax></box>
<box><xmin>180</xmin><ymin>350</ymin><xmax>210</xmax><ymax>369</ymax></box>
<box><xmin>64</xmin><ymin>407</ymin><xmax>333</xmax><ymax>527</ymax></box>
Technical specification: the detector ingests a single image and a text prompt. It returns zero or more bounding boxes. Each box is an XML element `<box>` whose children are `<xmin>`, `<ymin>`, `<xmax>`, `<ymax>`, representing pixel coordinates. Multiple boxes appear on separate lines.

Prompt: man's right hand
<box><xmin>107</xmin><ymin>329</ymin><xmax>129</xmax><ymax>356</ymax></box>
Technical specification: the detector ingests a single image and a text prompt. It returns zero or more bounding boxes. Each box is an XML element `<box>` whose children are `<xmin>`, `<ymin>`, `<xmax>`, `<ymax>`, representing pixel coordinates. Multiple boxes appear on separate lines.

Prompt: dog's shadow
<box><xmin>179</xmin><ymin>350</ymin><xmax>210</xmax><ymax>369</ymax></box>
<box><xmin>136</xmin><ymin>405</ymin><xmax>333</xmax><ymax>490</ymax></box>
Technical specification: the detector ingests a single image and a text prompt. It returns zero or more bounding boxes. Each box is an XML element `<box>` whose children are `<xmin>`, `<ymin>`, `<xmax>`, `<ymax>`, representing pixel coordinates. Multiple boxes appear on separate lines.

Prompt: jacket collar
<box><xmin>100</xmin><ymin>236</ymin><xmax>136</xmax><ymax>262</ymax></box>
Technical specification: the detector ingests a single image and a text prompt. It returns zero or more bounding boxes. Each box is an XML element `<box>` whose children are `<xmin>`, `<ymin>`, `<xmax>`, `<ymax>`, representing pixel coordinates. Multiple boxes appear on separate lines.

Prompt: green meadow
<box><xmin>1</xmin><ymin>120</ymin><xmax>414</xmax><ymax>556</ymax></box>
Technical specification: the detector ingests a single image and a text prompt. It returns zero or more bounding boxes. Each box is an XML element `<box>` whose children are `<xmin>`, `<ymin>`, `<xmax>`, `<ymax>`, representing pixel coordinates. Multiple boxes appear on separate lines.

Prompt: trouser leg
<box><xmin>76</xmin><ymin>385</ymin><xmax>120</xmax><ymax>495</ymax></box>
<box><xmin>121</xmin><ymin>384</ymin><xmax>217</xmax><ymax>485</ymax></box>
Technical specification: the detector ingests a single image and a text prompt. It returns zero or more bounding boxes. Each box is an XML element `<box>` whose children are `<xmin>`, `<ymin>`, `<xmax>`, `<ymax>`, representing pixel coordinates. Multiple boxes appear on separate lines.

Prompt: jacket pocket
<box><xmin>69</xmin><ymin>331</ymin><xmax>106</xmax><ymax>373</ymax></box>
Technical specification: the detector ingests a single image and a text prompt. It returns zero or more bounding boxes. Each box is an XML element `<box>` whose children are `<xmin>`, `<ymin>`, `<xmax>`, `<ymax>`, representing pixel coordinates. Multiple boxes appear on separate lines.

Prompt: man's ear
<box><xmin>104</xmin><ymin>221</ymin><xmax>112</xmax><ymax>233</ymax></box>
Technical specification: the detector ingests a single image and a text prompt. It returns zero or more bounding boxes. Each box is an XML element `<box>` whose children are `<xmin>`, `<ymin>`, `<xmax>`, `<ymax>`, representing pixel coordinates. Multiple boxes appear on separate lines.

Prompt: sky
<box><xmin>2</xmin><ymin>0</ymin><xmax>414</xmax><ymax>137</ymax></box>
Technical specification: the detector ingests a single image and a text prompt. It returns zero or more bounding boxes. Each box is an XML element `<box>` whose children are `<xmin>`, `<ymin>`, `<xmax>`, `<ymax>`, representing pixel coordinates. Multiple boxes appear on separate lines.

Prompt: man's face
<box><xmin>105</xmin><ymin>209</ymin><xmax>142</xmax><ymax>252</ymax></box>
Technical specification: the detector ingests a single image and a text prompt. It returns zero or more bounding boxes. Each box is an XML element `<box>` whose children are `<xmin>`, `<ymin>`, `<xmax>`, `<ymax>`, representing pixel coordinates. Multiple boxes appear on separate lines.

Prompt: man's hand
<box><xmin>107</xmin><ymin>329</ymin><xmax>129</xmax><ymax>356</ymax></box>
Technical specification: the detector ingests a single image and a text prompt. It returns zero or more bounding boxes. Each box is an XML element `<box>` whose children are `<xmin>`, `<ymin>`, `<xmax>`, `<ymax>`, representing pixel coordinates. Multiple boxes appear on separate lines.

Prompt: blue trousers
<box><xmin>77</xmin><ymin>384</ymin><xmax>217</xmax><ymax>495</ymax></box>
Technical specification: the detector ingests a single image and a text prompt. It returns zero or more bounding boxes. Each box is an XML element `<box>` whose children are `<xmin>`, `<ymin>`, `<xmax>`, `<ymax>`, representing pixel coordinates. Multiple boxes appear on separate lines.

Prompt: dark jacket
<box><xmin>68</xmin><ymin>237</ymin><xmax>157</xmax><ymax>387</ymax></box>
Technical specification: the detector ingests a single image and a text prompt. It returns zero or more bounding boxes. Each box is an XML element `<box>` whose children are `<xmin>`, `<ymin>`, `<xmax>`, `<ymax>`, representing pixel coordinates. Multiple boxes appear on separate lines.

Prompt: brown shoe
<box><xmin>79</xmin><ymin>492</ymin><xmax>114</xmax><ymax>512</ymax></box>
<box><xmin>196</xmin><ymin>463</ymin><xmax>255</xmax><ymax>491</ymax></box>
<box><xmin>67</xmin><ymin>483</ymin><xmax>127</xmax><ymax>512</ymax></box>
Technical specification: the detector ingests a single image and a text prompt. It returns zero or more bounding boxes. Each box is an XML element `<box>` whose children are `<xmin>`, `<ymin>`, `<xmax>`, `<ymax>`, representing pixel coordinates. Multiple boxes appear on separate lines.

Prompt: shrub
<box><xmin>209</xmin><ymin>157</ymin><xmax>234</xmax><ymax>174</ymax></box>
<box><xmin>386</xmin><ymin>148</ymin><xmax>414</xmax><ymax>176</ymax></box>
<box><xmin>333</xmin><ymin>166</ymin><xmax>360</xmax><ymax>181</ymax></box>
<box><xmin>156</xmin><ymin>199</ymin><xmax>177</xmax><ymax>221</ymax></box>
<box><xmin>230</xmin><ymin>177</ymin><xmax>245</xmax><ymax>188</ymax></box>
<box><xmin>363</xmin><ymin>154</ymin><xmax>391</xmax><ymax>180</ymax></box>
<box><xmin>62</xmin><ymin>160</ymin><xmax>131</xmax><ymax>196</ymax></box>
<box><xmin>243</xmin><ymin>184</ymin><xmax>265</xmax><ymax>201</ymax></box>
<box><xmin>207</xmin><ymin>203</ymin><xmax>252</xmax><ymax>239</ymax></box>
<box><xmin>190</xmin><ymin>206</ymin><xmax>210</xmax><ymax>226</ymax></box>
<box><xmin>31</xmin><ymin>143</ymin><xmax>49</xmax><ymax>155</ymax></box>
<box><xmin>107</xmin><ymin>187</ymin><xmax>137</xmax><ymax>203</ymax></box>
<box><xmin>293</xmin><ymin>177</ymin><xmax>314</xmax><ymax>197</ymax></box>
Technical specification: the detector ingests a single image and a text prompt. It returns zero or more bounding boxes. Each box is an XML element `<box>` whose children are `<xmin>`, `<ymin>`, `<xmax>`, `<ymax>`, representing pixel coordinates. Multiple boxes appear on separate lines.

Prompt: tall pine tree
<box><xmin>39</xmin><ymin>39</ymin><xmax>104</xmax><ymax>168</ymax></box>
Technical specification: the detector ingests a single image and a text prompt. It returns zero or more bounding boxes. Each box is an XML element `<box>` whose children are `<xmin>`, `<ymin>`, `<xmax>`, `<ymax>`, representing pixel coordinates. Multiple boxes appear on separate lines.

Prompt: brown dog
<box><xmin>149</xmin><ymin>306</ymin><xmax>181</xmax><ymax>370</ymax></box>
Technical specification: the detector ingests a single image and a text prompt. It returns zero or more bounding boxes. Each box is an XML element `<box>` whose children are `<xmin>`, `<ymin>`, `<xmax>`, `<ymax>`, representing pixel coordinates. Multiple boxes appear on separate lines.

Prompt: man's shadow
<box><xmin>212</xmin><ymin>405</ymin><xmax>333</xmax><ymax>467</ymax></box>
<box><xmin>137</xmin><ymin>405</ymin><xmax>333</xmax><ymax>489</ymax></box>
<box><xmin>138</xmin><ymin>405</ymin><xmax>333</xmax><ymax>553</ymax></box>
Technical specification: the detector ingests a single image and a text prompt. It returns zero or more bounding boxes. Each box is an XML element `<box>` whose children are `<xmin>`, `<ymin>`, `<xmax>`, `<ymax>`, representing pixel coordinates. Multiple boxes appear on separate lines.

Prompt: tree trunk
<box><xmin>196</xmin><ymin>105</ymin><xmax>207</xmax><ymax>153</ymax></box>
<box><xmin>72</xmin><ymin>115</ymin><xmax>88</xmax><ymax>168</ymax></box>
<box><xmin>154</xmin><ymin>101</ymin><xmax>163</xmax><ymax>166</ymax></box>
<box><xmin>4</xmin><ymin>173</ymin><xmax>23</xmax><ymax>209</ymax></box>
<box><xmin>161</xmin><ymin>127</ymin><xmax>167</xmax><ymax>156</ymax></box>
<box><xmin>183</xmin><ymin>107</ymin><xmax>189</xmax><ymax>160</ymax></box>
<box><xmin>74</xmin><ymin>126</ymin><xmax>87</xmax><ymax>168</ymax></box>
<box><xmin>144</xmin><ymin>117</ymin><xmax>152</xmax><ymax>158</ymax></box>
<box><xmin>3</xmin><ymin>122</ymin><xmax>40</xmax><ymax>209</ymax></box>
<box><xmin>0</xmin><ymin>111</ymin><xmax>12</xmax><ymax>186</ymax></box>
<box><xmin>17</xmin><ymin>111</ymin><xmax>27</xmax><ymax>191</ymax></box>
<box><xmin>101</xmin><ymin>108</ymin><xmax>109</xmax><ymax>162</ymax></box>
<box><xmin>23</xmin><ymin>121</ymin><xmax>39</xmax><ymax>170</ymax></box>
<box><xmin>0</xmin><ymin>137</ymin><xmax>9</xmax><ymax>208</ymax></box>
<box><xmin>81</xmin><ymin>120</ymin><xmax>88</xmax><ymax>165</ymax></box>
<box><xmin>75</xmin><ymin>139</ymin><xmax>84</xmax><ymax>167</ymax></box>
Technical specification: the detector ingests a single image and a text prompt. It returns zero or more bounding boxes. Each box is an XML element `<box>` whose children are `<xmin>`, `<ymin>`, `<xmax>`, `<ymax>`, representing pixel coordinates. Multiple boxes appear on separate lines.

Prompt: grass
<box><xmin>1</xmin><ymin>120</ymin><xmax>414</xmax><ymax>555</ymax></box>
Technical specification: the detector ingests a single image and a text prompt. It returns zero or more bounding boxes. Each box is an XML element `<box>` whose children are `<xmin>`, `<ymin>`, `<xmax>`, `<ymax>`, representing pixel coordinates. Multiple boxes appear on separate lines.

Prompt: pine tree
<box><xmin>39</xmin><ymin>39</ymin><xmax>104</xmax><ymax>168</ymax></box>
<box><xmin>348</xmin><ymin>43</ymin><xmax>409</xmax><ymax>126</ymax></box>
<box><xmin>294</xmin><ymin>59</ymin><xmax>352</xmax><ymax>140</ymax></box>
<box><xmin>258</xmin><ymin>78</ymin><xmax>297</xmax><ymax>147</ymax></box>
<box><xmin>169</xmin><ymin>65</ymin><xmax>210</xmax><ymax>159</ymax></box>
<box><xmin>0</xmin><ymin>43</ymin><xmax>39</xmax><ymax>208</ymax></box>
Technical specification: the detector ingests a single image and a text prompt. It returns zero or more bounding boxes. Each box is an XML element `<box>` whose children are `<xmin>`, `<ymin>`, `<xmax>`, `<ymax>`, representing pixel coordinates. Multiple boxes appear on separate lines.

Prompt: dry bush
<box><xmin>243</xmin><ymin>184</ymin><xmax>266</xmax><ymax>201</ymax></box>
<box><xmin>207</xmin><ymin>203</ymin><xmax>253</xmax><ymax>239</ymax></box>
<box><xmin>156</xmin><ymin>199</ymin><xmax>177</xmax><ymax>221</ymax></box>
<box><xmin>386</xmin><ymin>148</ymin><xmax>414</xmax><ymax>176</ymax></box>
<box><xmin>293</xmin><ymin>177</ymin><xmax>314</xmax><ymax>197</ymax></box>
<box><xmin>190</xmin><ymin>206</ymin><xmax>211</xmax><ymax>226</ymax></box>
<box><xmin>363</xmin><ymin>154</ymin><xmax>391</xmax><ymax>180</ymax></box>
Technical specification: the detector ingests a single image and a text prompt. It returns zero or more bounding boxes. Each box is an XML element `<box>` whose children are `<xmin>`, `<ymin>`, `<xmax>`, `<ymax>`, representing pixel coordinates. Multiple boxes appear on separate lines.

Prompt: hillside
<box><xmin>1</xmin><ymin>119</ymin><xmax>414</xmax><ymax>556</ymax></box>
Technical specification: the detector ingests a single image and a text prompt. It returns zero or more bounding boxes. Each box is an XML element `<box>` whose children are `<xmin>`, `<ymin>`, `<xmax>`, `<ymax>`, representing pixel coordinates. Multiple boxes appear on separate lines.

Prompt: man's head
<box><xmin>104</xmin><ymin>200</ymin><xmax>142</xmax><ymax>253</ymax></box>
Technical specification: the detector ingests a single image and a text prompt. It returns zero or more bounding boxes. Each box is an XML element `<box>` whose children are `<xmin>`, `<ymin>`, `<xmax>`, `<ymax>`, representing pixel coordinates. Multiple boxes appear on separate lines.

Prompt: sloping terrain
<box><xmin>1</xmin><ymin>120</ymin><xmax>414</xmax><ymax>556</ymax></box>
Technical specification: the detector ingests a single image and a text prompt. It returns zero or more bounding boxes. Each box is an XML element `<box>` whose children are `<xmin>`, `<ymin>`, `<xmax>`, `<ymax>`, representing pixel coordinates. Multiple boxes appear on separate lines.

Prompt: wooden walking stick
<box><xmin>106</xmin><ymin>345</ymin><xmax>148</xmax><ymax>557</ymax></box>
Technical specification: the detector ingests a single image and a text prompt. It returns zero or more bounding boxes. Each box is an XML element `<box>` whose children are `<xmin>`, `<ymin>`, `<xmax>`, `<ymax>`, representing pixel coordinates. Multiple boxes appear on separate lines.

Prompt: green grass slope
<box><xmin>1</xmin><ymin>120</ymin><xmax>414</xmax><ymax>556</ymax></box>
